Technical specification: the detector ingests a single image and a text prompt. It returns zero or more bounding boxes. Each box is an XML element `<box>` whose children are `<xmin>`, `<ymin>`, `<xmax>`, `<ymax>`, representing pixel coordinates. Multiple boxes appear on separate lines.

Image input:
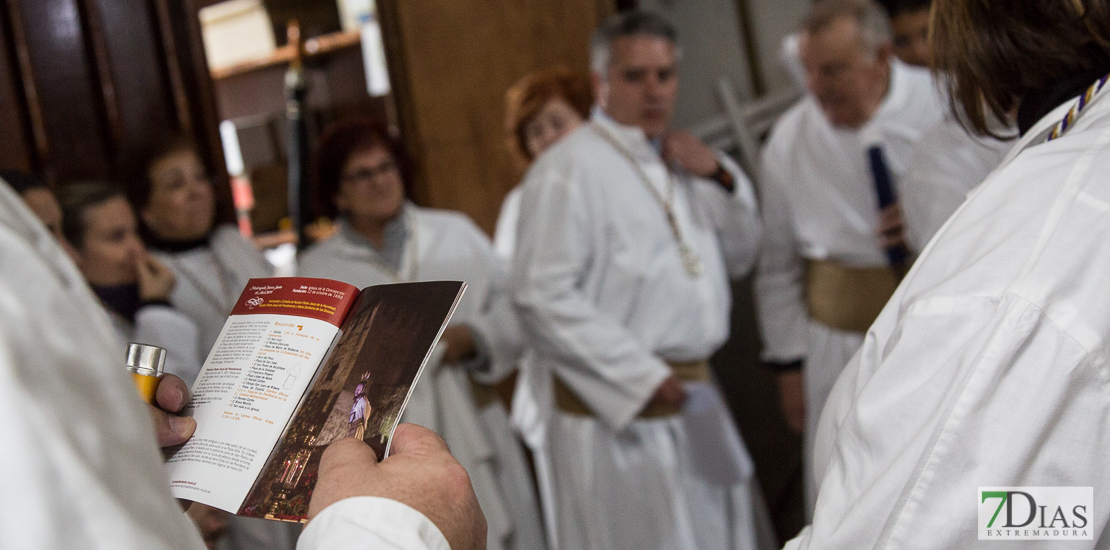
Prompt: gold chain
<box><xmin>588</xmin><ymin>122</ymin><xmax>704</xmax><ymax>277</ymax></box>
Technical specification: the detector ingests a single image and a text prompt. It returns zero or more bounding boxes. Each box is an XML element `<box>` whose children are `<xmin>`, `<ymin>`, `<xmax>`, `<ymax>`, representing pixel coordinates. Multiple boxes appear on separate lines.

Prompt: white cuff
<box><xmin>297</xmin><ymin>496</ymin><xmax>450</xmax><ymax>550</ymax></box>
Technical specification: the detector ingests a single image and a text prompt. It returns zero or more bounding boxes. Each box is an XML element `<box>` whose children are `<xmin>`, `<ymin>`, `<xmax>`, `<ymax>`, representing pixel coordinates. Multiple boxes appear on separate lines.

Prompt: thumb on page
<box><xmin>319</xmin><ymin>437</ymin><xmax>381</xmax><ymax>475</ymax></box>
<box><xmin>308</xmin><ymin>438</ymin><xmax>382</xmax><ymax>521</ymax></box>
<box><xmin>386</xmin><ymin>423</ymin><xmax>450</xmax><ymax>458</ymax></box>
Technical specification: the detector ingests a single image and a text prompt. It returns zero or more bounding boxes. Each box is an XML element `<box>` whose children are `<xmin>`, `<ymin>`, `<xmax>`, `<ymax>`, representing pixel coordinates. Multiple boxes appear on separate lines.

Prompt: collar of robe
<box><xmin>148</xmin><ymin>232</ymin><xmax>212</xmax><ymax>253</ymax></box>
<box><xmin>590</xmin><ymin>107</ymin><xmax>662</xmax><ymax>159</ymax></box>
<box><xmin>1017</xmin><ymin>48</ymin><xmax>1110</xmax><ymax>136</ymax></box>
<box><xmin>338</xmin><ymin>209</ymin><xmax>409</xmax><ymax>273</ymax></box>
<box><xmin>93</xmin><ymin>283</ymin><xmax>141</xmax><ymax>323</ymax></box>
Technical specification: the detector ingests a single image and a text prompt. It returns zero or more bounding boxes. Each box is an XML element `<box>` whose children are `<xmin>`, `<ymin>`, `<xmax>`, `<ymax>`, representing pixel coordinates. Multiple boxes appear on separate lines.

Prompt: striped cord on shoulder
<box><xmin>1048</xmin><ymin>73</ymin><xmax>1110</xmax><ymax>141</ymax></box>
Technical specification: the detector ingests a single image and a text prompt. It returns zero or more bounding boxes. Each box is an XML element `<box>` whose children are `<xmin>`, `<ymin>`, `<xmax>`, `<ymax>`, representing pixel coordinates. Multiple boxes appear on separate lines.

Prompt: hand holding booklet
<box><xmin>165</xmin><ymin>277</ymin><xmax>465</xmax><ymax>522</ymax></box>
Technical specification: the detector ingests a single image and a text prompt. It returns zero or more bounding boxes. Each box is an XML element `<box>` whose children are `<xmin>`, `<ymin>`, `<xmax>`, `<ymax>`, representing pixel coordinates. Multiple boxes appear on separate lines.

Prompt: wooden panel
<box><xmin>90</xmin><ymin>0</ymin><xmax>178</xmax><ymax>162</ymax></box>
<box><xmin>12</xmin><ymin>0</ymin><xmax>111</xmax><ymax>182</ymax></box>
<box><xmin>165</xmin><ymin>0</ymin><xmax>235</xmax><ymax>224</ymax></box>
<box><xmin>0</xmin><ymin>0</ymin><xmax>230</xmax><ymax>223</ymax></box>
<box><xmin>381</xmin><ymin>0</ymin><xmax>613</xmax><ymax>233</ymax></box>
<box><xmin>0</xmin><ymin>0</ymin><xmax>34</xmax><ymax>172</ymax></box>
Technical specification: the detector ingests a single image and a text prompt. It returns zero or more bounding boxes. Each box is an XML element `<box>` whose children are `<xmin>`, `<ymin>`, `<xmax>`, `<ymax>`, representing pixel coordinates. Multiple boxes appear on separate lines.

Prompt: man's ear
<box><xmin>334</xmin><ymin>192</ymin><xmax>347</xmax><ymax>214</ymax></box>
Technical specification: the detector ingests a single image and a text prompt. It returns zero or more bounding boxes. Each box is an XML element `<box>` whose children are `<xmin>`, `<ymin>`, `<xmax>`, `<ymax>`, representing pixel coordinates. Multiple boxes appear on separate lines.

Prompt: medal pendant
<box><xmin>681</xmin><ymin>246</ymin><xmax>703</xmax><ymax>277</ymax></box>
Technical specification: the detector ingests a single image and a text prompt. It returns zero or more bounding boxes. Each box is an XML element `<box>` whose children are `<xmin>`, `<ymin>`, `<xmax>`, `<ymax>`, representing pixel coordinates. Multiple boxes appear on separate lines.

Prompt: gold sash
<box><xmin>805</xmin><ymin>259</ymin><xmax>899</xmax><ymax>333</ymax></box>
<box><xmin>554</xmin><ymin>360</ymin><xmax>712</xmax><ymax>419</ymax></box>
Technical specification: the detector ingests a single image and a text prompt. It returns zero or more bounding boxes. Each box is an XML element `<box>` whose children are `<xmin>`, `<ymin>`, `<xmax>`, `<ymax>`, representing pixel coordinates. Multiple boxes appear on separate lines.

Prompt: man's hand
<box><xmin>309</xmin><ymin>424</ymin><xmax>487</xmax><ymax>550</ymax></box>
<box><xmin>136</xmin><ymin>253</ymin><xmax>176</xmax><ymax>303</ymax></box>
<box><xmin>661</xmin><ymin>131</ymin><xmax>720</xmax><ymax>178</ymax></box>
<box><xmin>440</xmin><ymin>325</ymin><xmax>477</xmax><ymax>365</ymax></box>
<box><xmin>877</xmin><ymin>203</ymin><xmax>906</xmax><ymax>251</ymax></box>
<box><xmin>150</xmin><ymin>373</ymin><xmax>196</xmax><ymax>512</ymax></box>
<box><xmin>646</xmin><ymin>375</ymin><xmax>687</xmax><ymax>411</ymax></box>
<box><xmin>777</xmin><ymin>370</ymin><xmax>806</xmax><ymax>434</ymax></box>
<box><xmin>150</xmin><ymin>373</ymin><xmax>196</xmax><ymax>447</ymax></box>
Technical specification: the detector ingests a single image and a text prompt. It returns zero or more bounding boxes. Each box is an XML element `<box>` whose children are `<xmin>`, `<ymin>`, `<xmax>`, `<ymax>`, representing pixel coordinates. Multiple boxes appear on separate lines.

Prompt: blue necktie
<box><xmin>867</xmin><ymin>145</ymin><xmax>907</xmax><ymax>268</ymax></box>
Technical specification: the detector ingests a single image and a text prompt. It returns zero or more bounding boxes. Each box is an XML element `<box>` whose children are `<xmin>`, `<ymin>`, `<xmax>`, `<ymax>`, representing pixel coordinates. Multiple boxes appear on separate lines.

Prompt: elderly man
<box><xmin>755</xmin><ymin>0</ymin><xmax>944</xmax><ymax>515</ymax></box>
<box><xmin>511</xmin><ymin>10</ymin><xmax>763</xmax><ymax>550</ymax></box>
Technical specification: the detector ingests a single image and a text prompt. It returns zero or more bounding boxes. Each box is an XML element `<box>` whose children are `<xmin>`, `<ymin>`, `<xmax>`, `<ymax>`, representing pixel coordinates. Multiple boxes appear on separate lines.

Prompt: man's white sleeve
<box><xmin>689</xmin><ymin>151</ymin><xmax>762</xmax><ymax>278</ymax></box>
<box><xmin>297</xmin><ymin>497</ymin><xmax>450</xmax><ymax>550</ymax></box>
<box><xmin>753</xmin><ymin>151</ymin><xmax>810</xmax><ymax>363</ymax></box>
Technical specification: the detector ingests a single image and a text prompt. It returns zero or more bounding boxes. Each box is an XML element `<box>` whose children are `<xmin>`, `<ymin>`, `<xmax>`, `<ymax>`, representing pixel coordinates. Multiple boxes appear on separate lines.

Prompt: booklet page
<box><xmin>167</xmin><ymin>278</ymin><xmax>358</xmax><ymax>512</ymax></box>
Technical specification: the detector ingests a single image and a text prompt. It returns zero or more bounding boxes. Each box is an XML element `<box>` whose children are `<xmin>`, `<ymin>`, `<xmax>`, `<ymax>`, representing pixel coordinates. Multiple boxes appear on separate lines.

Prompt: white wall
<box><xmin>639</xmin><ymin>0</ymin><xmax>809</xmax><ymax>129</ymax></box>
<box><xmin>640</xmin><ymin>0</ymin><xmax>753</xmax><ymax>128</ymax></box>
<box><xmin>745</xmin><ymin>0</ymin><xmax>810</xmax><ymax>94</ymax></box>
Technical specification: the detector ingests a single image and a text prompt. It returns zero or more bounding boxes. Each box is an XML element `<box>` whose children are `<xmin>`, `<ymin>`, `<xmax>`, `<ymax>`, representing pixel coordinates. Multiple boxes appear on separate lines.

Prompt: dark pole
<box><xmin>284</xmin><ymin>20</ymin><xmax>310</xmax><ymax>250</ymax></box>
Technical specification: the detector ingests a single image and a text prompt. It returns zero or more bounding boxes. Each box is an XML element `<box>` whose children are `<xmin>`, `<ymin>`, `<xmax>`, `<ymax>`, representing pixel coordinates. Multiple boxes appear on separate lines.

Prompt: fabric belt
<box><xmin>805</xmin><ymin>259</ymin><xmax>899</xmax><ymax>333</ymax></box>
<box><xmin>554</xmin><ymin>360</ymin><xmax>712</xmax><ymax>419</ymax></box>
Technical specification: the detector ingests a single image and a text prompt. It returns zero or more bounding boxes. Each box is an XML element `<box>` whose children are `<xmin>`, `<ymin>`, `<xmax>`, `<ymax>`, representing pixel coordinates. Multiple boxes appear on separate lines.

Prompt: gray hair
<box><xmin>590</xmin><ymin>10</ymin><xmax>679</xmax><ymax>75</ymax></box>
<box><xmin>802</xmin><ymin>0</ymin><xmax>892</xmax><ymax>57</ymax></box>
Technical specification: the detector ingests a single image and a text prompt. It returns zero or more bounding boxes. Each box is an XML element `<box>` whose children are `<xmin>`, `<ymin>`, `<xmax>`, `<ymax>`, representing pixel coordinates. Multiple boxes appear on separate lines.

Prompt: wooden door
<box><xmin>0</xmin><ymin>0</ymin><xmax>226</xmax><ymax>207</ymax></box>
<box><xmin>378</xmin><ymin>0</ymin><xmax>614</xmax><ymax>233</ymax></box>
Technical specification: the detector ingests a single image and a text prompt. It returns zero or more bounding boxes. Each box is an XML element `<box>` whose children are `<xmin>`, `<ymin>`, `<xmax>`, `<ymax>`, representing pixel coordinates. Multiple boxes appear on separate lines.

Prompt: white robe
<box><xmin>511</xmin><ymin>111</ymin><xmax>763</xmax><ymax>550</ymax></box>
<box><xmin>298</xmin><ymin>206</ymin><xmax>545</xmax><ymax>550</ymax></box>
<box><xmin>493</xmin><ymin>186</ymin><xmax>523</xmax><ymax>261</ymax></box>
<box><xmin>901</xmin><ymin>116</ymin><xmax>1012</xmax><ymax>252</ymax></box>
<box><xmin>151</xmin><ymin>225</ymin><xmax>274</xmax><ymax>363</ymax></box>
<box><xmin>0</xmin><ymin>182</ymin><xmax>448</xmax><ymax>550</ymax></box>
<box><xmin>494</xmin><ymin>182</ymin><xmax>563</xmax><ymax>550</ymax></box>
<box><xmin>150</xmin><ymin>226</ymin><xmax>292</xmax><ymax>550</ymax></box>
<box><xmin>785</xmin><ymin>75</ymin><xmax>1110</xmax><ymax>550</ymax></box>
<box><xmin>755</xmin><ymin>61</ymin><xmax>945</xmax><ymax>512</ymax></box>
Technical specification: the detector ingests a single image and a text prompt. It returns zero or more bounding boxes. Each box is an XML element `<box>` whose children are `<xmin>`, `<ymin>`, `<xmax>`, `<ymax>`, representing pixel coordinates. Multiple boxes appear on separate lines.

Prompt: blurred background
<box><xmin>0</xmin><ymin>0</ymin><xmax>811</xmax><ymax>541</ymax></box>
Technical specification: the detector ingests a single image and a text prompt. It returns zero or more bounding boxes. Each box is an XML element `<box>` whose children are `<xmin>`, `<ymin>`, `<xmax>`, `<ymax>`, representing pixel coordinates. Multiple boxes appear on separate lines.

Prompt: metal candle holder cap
<box><xmin>126</xmin><ymin>343</ymin><xmax>166</xmax><ymax>377</ymax></box>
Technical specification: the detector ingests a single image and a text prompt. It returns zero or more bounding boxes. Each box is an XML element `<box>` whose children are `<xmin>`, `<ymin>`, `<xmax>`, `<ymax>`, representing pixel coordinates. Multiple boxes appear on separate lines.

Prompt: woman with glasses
<box><xmin>131</xmin><ymin>138</ymin><xmax>290</xmax><ymax>550</ymax></box>
<box><xmin>131</xmin><ymin>138</ymin><xmax>274</xmax><ymax>364</ymax></box>
<box><xmin>299</xmin><ymin>120</ymin><xmax>545</xmax><ymax>550</ymax></box>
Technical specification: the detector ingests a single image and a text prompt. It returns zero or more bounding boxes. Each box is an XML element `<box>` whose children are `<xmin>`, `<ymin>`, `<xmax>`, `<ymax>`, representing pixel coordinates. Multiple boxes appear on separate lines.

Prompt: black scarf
<box><xmin>1017</xmin><ymin>50</ymin><xmax>1110</xmax><ymax>135</ymax></box>
<box><xmin>93</xmin><ymin>284</ymin><xmax>142</xmax><ymax>324</ymax></box>
<box><xmin>148</xmin><ymin>234</ymin><xmax>210</xmax><ymax>253</ymax></box>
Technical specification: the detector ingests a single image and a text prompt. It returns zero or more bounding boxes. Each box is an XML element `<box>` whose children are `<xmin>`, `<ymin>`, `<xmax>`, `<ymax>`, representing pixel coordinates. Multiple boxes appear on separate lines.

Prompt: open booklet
<box><xmin>165</xmin><ymin>277</ymin><xmax>466</xmax><ymax>522</ymax></box>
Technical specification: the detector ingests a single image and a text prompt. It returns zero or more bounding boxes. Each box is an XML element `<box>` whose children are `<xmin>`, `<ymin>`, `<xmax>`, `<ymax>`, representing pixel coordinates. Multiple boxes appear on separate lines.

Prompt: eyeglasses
<box><xmin>341</xmin><ymin>160</ymin><xmax>399</xmax><ymax>184</ymax></box>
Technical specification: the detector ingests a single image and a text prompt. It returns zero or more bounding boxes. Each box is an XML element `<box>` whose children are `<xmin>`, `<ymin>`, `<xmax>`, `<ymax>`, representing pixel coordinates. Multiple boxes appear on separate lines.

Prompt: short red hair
<box><xmin>504</xmin><ymin>67</ymin><xmax>593</xmax><ymax>163</ymax></box>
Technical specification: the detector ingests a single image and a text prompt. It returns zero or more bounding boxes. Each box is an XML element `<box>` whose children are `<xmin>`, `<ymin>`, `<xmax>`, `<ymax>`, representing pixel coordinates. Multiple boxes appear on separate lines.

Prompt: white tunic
<box><xmin>511</xmin><ymin>112</ymin><xmax>763</xmax><ymax>550</ymax></box>
<box><xmin>298</xmin><ymin>205</ymin><xmax>545</xmax><ymax>550</ymax></box>
<box><xmin>493</xmin><ymin>186</ymin><xmax>523</xmax><ymax>260</ymax></box>
<box><xmin>0</xmin><ymin>182</ymin><xmax>446</xmax><ymax>550</ymax></box>
<box><xmin>151</xmin><ymin>225</ymin><xmax>273</xmax><ymax>364</ymax></box>
<box><xmin>787</xmin><ymin>81</ymin><xmax>1110</xmax><ymax>549</ymax></box>
<box><xmin>494</xmin><ymin>181</ymin><xmax>565</xmax><ymax>550</ymax></box>
<box><xmin>756</xmin><ymin>61</ymin><xmax>945</xmax><ymax>512</ymax></box>
<box><xmin>901</xmin><ymin>116</ymin><xmax>1012</xmax><ymax>252</ymax></box>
